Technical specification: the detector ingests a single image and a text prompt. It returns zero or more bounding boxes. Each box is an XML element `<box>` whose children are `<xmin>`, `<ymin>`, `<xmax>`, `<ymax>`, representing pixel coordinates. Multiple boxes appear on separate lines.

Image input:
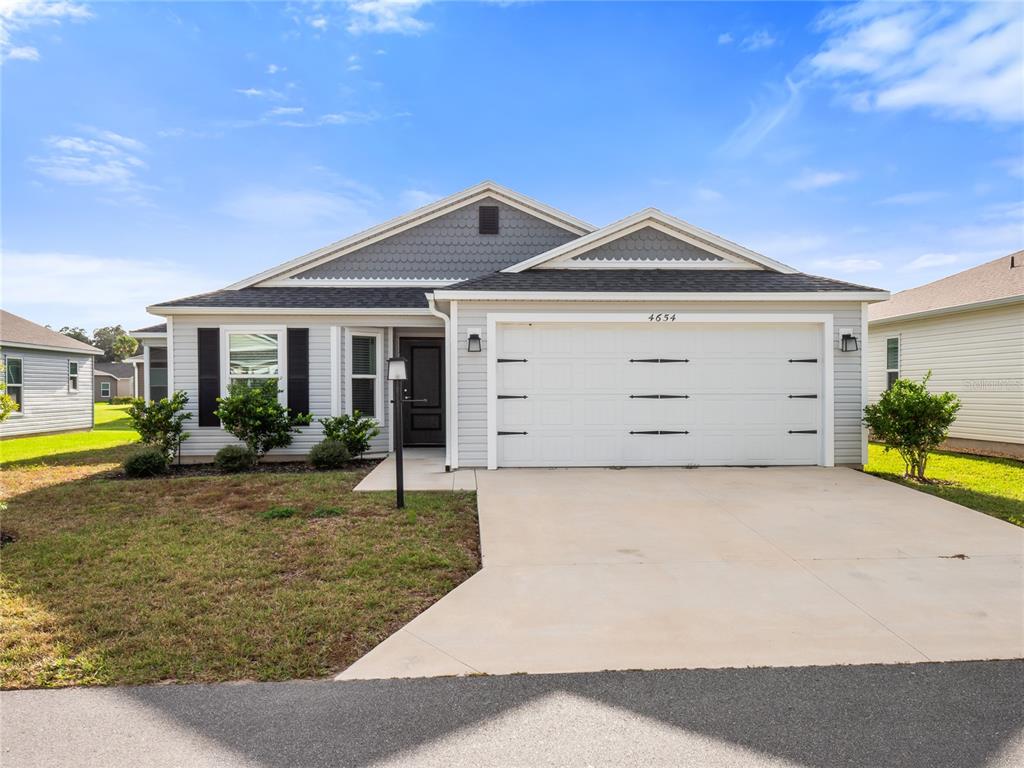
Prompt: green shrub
<box><xmin>214</xmin><ymin>444</ymin><xmax>256</xmax><ymax>473</ymax></box>
<box><xmin>126</xmin><ymin>391</ymin><xmax>192</xmax><ymax>461</ymax></box>
<box><xmin>214</xmin><ymin>380</ymin><xmax>311</xmax><ymax>462</ymax></box>
<box><xmin>123</xmin><ymin>448</ymin><xmax>169</xmax><ymax>478</ymax></box>
<box><xmin>310</xmin><ymin>506</ymin><xmax>345</xmax><ymax>518</ymax></box>
<box><xmin>318</xmin><ymin>411</ymin><xmax>380</xmax><ymax>458</ymax></box>
<box><xmin>262</xmin><ymin>506</ymin><xmax>297</xmax><ymax>520</ymax></box>
<box><xmin>863</xmin><ymin>372</ymin><xmax>961</xmax><ymax>481</ymax></box>
<box><xmin>309</xmin><ymin>439</ymin><xmax>351</xmax><ymax>469</ymax></box>
<box><xmin>111</xmin><ymin>396</ymin><xmax>135</xmax><ymax>405</ymax></box>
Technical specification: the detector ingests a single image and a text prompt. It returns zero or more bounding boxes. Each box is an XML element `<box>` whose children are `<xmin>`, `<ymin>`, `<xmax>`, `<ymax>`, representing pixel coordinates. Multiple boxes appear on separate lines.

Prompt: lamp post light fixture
<box><xmin>387</xmin><ymin>356</ymin><xmax>409</xmax><ymax>508</ymax></box>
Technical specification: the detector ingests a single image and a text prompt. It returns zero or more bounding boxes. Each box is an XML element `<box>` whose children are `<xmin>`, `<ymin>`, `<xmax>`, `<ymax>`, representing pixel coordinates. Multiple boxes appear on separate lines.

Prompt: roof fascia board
<box><xmin>869</xmin><ymin>295</ymin><xmax>1024</xmax><ymax>326</ymax></box>
<box><xmin>0</xmin><ymin>341</ymin><xmax>104</xmax><ymax>355</ymax></box>
<box><xmin>504</xmin><ymin>209</ymin><xmax>796</xmax><ymax>274</ymax></box>
<box><xmin>226</xmin><ymin>182</ymin><xmax>595</xmax><ymax>290</ymax></box>
<box><xmin>431</xmin><ymin>290</ymin><xmax>890</xmax><ymax>302</ymax></box>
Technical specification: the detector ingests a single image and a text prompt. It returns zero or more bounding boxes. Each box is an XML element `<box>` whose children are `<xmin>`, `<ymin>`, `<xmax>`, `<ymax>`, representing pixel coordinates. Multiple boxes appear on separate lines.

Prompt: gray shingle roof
<box><xmin>151</xmin><ymin>286</ymin><xmax>431</xmax><ymax>309</ymax></box>
<box><xmin>95</xmin><ymin>362</ymin><xmax>135</xmax><ymax>379</ymax></box>
<box><xmin>442</xmin><ymin>270</ymin><xmax>885</xmax><ymax>293</ymax></box>
<box><xmin>132</xmin><ymin>323</ymin><xmax>167</xmax><ymax>333</ymax></box>
<box><xmin>0</xmin><ymin>310</ymin><xmax>103</xmax><ymax>354</ymax></box>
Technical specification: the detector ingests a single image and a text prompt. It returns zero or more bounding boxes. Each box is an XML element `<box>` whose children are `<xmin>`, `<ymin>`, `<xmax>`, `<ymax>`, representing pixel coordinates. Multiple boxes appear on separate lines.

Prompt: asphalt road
<box><xmin>2</xmin><ymin>661</ymin><xmax>1022</xmax><ymax>768</ymax></box>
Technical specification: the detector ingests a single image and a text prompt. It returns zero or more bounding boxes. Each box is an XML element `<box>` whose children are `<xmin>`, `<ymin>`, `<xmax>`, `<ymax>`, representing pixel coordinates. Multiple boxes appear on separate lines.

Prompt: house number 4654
<box><xmin>648</xmin><ymin>313</ymin><xmax>677</xmax><ymax>322</ymax></box>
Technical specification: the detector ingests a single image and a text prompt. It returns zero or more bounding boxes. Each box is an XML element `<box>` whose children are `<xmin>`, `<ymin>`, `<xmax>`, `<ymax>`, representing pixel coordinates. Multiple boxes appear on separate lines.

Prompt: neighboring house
<box><xmin>0</xmin><ymin>310</ymin><xmax>103</xmax><ymax>438</ymax></box>
<box><xmin>93</xmin><ymin>362</ymin><xmax>135</xmax><ymax>402</ymax></box>
<box><xmin>144</xmin><ymin>181</ymin><xmax>888</xmax><ymax>467</ymax></box>
<box><xmin>868</xmin><ymin>253</ymin><xmax>1024</xmax><ymax>459</ymax></box>
<box><xmin>129</xmin><ymin>323</ymin><xmax>168</xmax><ymax>403</ymax></box>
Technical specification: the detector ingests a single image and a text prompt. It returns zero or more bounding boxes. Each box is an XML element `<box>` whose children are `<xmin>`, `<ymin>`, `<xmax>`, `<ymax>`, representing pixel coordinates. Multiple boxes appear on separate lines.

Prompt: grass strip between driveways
<box><xmin>864</xmin><ymin>443</ymin><xmax>1024</xmax><ymax>527</ymax></box>
<box><xmin>1</xmin><ymin>448</ymin><xmax>479</xmax><ymax>689</ymax></box>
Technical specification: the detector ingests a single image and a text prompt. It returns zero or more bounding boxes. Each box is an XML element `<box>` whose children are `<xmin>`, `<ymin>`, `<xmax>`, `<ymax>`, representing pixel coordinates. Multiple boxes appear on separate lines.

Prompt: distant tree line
<box><xmin>58</xmin><ymin>324</ymin><xmax>139</xmax><ymax>363</ymax></box>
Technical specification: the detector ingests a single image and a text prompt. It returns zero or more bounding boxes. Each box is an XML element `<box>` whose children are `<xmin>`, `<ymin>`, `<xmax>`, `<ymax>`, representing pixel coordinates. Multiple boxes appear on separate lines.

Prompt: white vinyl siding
<box><xmin>0</xmin><ymin>347</ymin><xmax>94</xmax><ymax>437</ymax></box>
<box><xmin>869</xmin><ymin>302</ymin><xmax>1024</xmax><ymax>445</ymax></box>
<box><xmin>168</xmin><ymin>314</ymin><xmax>437</xmax><ymax>458</ymax></box>
<box><xmin>456</xmin><ymin>300</ymin><xmax>866</xmax><ymax>467</ymax></box>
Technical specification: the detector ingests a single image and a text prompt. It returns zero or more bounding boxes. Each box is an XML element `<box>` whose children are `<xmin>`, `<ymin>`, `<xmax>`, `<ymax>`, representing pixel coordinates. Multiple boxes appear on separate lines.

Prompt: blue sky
<box><xmin>2</xmin><ymin>0</ymin><xmax>1022</xmax><ymax>329</ymax></box>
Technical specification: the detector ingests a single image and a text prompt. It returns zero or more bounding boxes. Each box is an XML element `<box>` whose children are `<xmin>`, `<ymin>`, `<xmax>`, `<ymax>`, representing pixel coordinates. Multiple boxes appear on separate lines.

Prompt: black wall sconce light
<box><xmin>840</xmin><ymin>331</ymin><xmax>859</xmax><ymax>352</ymax></box>
<box><xmin>467</xmin><ymin>329</ymin><xmax>482</xmax><ymax>353</ymax></box>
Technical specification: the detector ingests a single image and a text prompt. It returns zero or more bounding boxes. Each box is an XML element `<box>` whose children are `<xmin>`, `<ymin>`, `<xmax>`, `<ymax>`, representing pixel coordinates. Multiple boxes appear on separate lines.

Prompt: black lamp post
<box><xmin>387</xmin><ymin>356</ymin><xmax>409</xmax><ymax>508</ymax></box>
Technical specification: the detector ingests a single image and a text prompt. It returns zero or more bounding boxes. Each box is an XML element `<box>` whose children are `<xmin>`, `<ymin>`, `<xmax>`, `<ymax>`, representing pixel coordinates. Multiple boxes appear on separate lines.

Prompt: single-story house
<box><xmin>93</xmin><ymin>362</ymin><xmax>136</xmax><ymax>402</ymax></box>
<box><xmin>868</xmin><ymin>252</ymin><xmax>1024</xmax><ymax>459</ymax></box>
<box><xmin>1</xmin><ymin>310</ymin><xmax>104</xmax><ymax>438</ymax></box>
<box><xmin>128</xmin><ymin>323</ymin><xmax>169</xmax><ymax>403</ymax></box>
<box><xmin>143</xmin><ymin>181</ymin><xmax>889</xmax><ymax>468</ymax></box>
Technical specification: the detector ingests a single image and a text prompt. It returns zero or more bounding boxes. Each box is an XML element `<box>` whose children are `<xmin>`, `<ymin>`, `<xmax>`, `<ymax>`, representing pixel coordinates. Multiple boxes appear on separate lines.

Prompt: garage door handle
<box><xmin>788</xmin><ymin>429</ymin><xmax>818</xmax><ymax>434</ymax></box>
<box><xmin>629</xmin><ymin>394</ymin><xmax>689</xmax><ymax>399</ymax></box>
<box><xmin>788</xmin><ymin>358</ymin><xmax>818</xmax><ymax>363</ymax></box>
<box><xmin>497</xmin><ymin>395</ymin><xmax>528</xmax><ymax>399</ymax></box>
<box><xmin>497</xmin><ymin>358</ymin><xmax>528</xmax><ymax>363</ymax></box>
<box><xmin>629</xmin><ymin>430</ymin><xmax>689</xmax><ymax>435</ymax></box>
<box><xmin>629</xmin><ymin>358</ymin><xmax>690</xmax><ymax>363</ymax></box>
<box><xmin>497</xmin><ymin>431</ymin><xmax>528</xmax><ymax>436</ymax></box>
<box><xmin>787</xmin><ymin>394</ymin><xmax>818</xmax><ymax>399</ymax></box>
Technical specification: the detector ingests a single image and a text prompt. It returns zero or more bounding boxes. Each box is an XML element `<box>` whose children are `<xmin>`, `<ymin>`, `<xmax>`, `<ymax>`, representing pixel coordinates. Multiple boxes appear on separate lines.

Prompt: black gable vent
<box><xmin>478</xmin><ymin>205</ymin><xmax>499</xmax><ymax>235</ymax></box>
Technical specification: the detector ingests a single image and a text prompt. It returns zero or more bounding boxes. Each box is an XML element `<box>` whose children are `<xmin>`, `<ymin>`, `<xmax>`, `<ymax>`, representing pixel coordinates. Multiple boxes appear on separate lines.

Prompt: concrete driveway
<box><xmin>341</xmin><ymin>467</ymin><xmax>1024</xmax><ymax>679</ymax></box>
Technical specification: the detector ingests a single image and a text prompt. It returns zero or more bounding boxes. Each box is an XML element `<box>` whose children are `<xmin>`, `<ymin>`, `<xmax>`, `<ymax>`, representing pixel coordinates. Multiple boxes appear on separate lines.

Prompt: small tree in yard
<box><xmin>112</xmin><ymin>335</ymin><xmax>139</xmax><ymax>361</ymax></box>
<box><xmin>127</xmin><ymin>391</ymin><xmax>192</xmax><ymax>461</ymax></box>
<box><xmin>318</xmin><ymin>411</ymin><xmax>380</xmax><ymax>458</ymax></box>
<box><xmin>863</xmin><ymin>372</ymin><xmax>961</xmax><ymax>481</ymax></box>
<box><xmin>215</xmin><ymin>380</ymin><xmax>312</xmax><ymax>463</ymax></box>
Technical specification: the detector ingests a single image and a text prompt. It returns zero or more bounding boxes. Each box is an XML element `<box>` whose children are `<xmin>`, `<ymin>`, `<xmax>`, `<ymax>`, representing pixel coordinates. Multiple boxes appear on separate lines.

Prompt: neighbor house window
<box><xmin>100</xmin><ymin>380</ymin><xmax>111</xmax><ymax>398</ymax></box>
<box><xmin>227</xmin><ymin>332</ymin><xmax>280</xmax><ymax>388</ymax></box>
<box><xmin>4</xmin><ymin>356</ymin><xmax>23</xmax><ymax>412</ymax></box>
<box><xmin>886</xmin><ymin>337</ymin><xmax>900</xmax><ymax>390</ymax></box>
<box><xmin>149</xmin><ymin>346</ymin><xmax>168</xmax><ymax>402</ymax></box>
<box><xmin>349</xmin><ymin>333</ymin><xmax>380</xmax><ymax>417</ymax></box>
<box><xmin>68</xmin><ymin>361</ymin><xmax>79</xmax><ymax>392</ymax></box>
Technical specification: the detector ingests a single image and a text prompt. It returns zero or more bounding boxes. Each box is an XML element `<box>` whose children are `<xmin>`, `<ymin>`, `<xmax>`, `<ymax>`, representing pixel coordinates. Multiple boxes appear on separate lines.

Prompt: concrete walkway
<box><xmin>355</xmin><ymin>448</ymin><xmax>477</xmax><ymax>492</ymax></box>
<box><xmin>341</xmin><ymin>467</ymin><xmax>1024</xmax><ymax>679</ymax></box>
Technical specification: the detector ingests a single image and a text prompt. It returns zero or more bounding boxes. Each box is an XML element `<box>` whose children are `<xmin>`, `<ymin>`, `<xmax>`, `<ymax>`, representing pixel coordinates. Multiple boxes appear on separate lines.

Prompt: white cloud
<box><xmin>399</xmin><ymin>188</ymin><xmax>439</xmax><ymax>209</ymax></box>
<box><xmin>811</xmin><ymin>257</ymin><xmax>883</xmax><ymax>273</ymax></box>
<box><xmin>346</xmin><ymin>53</ymin><xmax>362</xmax><ymax>71</ymax></box>
<box><xmin>901</xmin><ymin>252</ymin><xmax>958</xmax><ymax>271</ymax></box>
<box><xmin>741</xmin><ymin>30</ymin><xmax>776</xmax><ymax>51</ymax></box>
<box><xmin>695</xmin><ymin>187</ymin><xmax>723</xmax><ymax>203</ymax></box>
<box><xmin>235</xmin><ymin>87</ymin><xmax>284</xmax><ymax>99</ymax></box>
<box><xmin>347</xmin><ymin>0</ymin><xmax>431</xmax><ymax>35</ymax></box>
<box><xmin>266</xmin><ymin>63</ymin><xmax>284</xmax><ymax>74</ymax></box>
<box><xmin>0</xmin><ymin>0</ymin><xmax>92</xmax><ymax>60</ymax></box>
<box><xmin>217</xmin><ymin>186</ymin><xmax>378</xmax><ymax>230</ymax></box>
<box><xmin>0</xmin><ymin>251</ymin><xmax>209</xmax><ymax>328</ymax></box>
<box><xmin>876</xmin><ymin>190</ymin><xmax>944</xmax><ymax>205</ymax></box>
<box><xmin>789</xmin><ymin>169</ymin><xmax>856</xmax><ymax>191</ymax></box>
<box><xmin>29</xmin><ymin>128</ymin><xmax>153</xmax><ymax>204</ymax></box>
<box><xmin>810</xmin><ymin>2</ymin><xmax>1024</xmax><ymax>122</ymax></box>
<box><xmin>718</xmin><ymin>76</ymin><xmax>803</xmax><ymax>157</ymax></box>
<box><xmin>267</xmin><ymin>106</ymin><xmax>304</xmax><ymax>116</ymax></box>
<box><xmin>717</xmin><ymin>32</ymin><xmax>733</xmax><ymax>45</ymax></box>
<box><xmin>308</xmin><ymin>15</ymin><xmax>328</xmax><ymax>30</ymax></box>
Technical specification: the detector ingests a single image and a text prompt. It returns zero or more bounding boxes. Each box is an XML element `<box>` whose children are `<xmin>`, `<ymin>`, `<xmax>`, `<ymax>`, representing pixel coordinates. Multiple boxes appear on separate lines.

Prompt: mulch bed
<box><xmin>107</xmin><ymin>459</ymin><xmax>380</xmax><ymax>480</ymax></box>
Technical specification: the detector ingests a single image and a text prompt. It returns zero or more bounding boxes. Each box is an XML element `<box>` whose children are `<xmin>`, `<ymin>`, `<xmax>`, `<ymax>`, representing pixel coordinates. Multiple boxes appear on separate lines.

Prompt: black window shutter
<box><xmin>478</xmin><ymin>205</ymin><xmax>499</xmax><ymax>234</ymax></box>
<box><xmin>287</xmin><ymin>328</ymin><xmax>310</xmax><ymax>416</ymax></box>
<box><xmin>197</xmin><ymin>328</ymin><xmax>220</xmax><ymax>427</ymax></box>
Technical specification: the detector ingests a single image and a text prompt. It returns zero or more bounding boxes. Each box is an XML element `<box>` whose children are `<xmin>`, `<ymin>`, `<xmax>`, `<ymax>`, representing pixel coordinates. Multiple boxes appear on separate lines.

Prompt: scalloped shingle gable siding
<box><xmin>295</xmin><ymin>197</ymin><xmax>580</xmax><ymax>280</ymax></box>
<box><xmin>572</xmin><ymin>226</ymin><xmax>724</xmax><ymax>262</ymax></box>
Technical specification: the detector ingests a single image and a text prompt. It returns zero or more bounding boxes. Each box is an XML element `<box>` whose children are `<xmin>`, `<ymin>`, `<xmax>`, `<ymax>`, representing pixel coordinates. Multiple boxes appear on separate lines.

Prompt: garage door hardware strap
<box><xmin>629</xmin><ymin>430</ymin><xmax>690</xmax><ymax>435</ymax></box>
<box><xmin>788</xmin><ymin>358</ymin><xmax>818</xmax><ymax>363</ymax></box>
<box><xmin>497</xmin><ymin>358</ymin><xmax>528</xmax><ymax>363</ymax></box>
<box><xmin>497</xmin><ymin>431</ymin><xmax>529</xmax><ymax>436</ymax></box>
<box><xmin>497</xmin><ymin>394</ymin><xmax>528</xmax><ymax>399</ymax></box>
<box><xmin>629</xmin><ymin>394</ymin><xmax>689</xmax><ymax>399</ymax></box>
<box><xmin>787</xmin><ymin>394</ymin><xmax>818</xmax><ymax>399</ymax></box>
<box><xmin>788</xmin><ymin>429</ymin><xmax>818</xmax><ymax>434</ymax></box>
<box><xmin>629</xmin><ymin>358</ymin><xmax>690</xmax><ymax>363</ymax></box>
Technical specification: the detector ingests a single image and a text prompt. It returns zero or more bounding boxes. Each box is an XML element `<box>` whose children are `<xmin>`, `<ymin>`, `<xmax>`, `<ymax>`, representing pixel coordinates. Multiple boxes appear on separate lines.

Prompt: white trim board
<box><xmin>868</xmin><ymin>295</ymin><xmax>1024</xmax><ymax>326</ymax></box>
<box><xmin>433</xmin><ymin>290</ymin><xmax>889</xmax><ymax>302</ymax></box>
<box><xmin>484</xmin><ymin>312</ymin><xmax>835</xmax><ymax>471</ymax></box>
<box><xmin>219</xmin><ymin>325</ymin><xmax>287</xmax><ymax>406</ymax></box>
<box><xmin>503</xmin><ymin>208</ymin><xmax>797</xmax><ymax>274</ymax></box>
<box><xmin>0</xmin><ymin>341</ymin><xmax>103</xmax><ymax>356</ymax></box>
<box><xmin>226</xmin><ymin>181</ymin><xmax>595</xmax><ymax>290</ymax></box>
<box><xmin>344</xmin><ymin>328</ymin><xmax>385</xmax><ymax>424</ymax></box>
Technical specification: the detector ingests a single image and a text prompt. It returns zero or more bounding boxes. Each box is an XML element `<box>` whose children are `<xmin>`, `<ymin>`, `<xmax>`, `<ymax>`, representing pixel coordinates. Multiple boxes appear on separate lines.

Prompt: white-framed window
<box><xmin>886</xmin><ymin>337</ymin><xmax>900</xmax><ymax>390</ymax></box>
<box><xmin>345</xmin><ymin>329</ymin><xmax>383</xmax><ymax>418</ymax></box>
<box><xmin>99</xmin><ymin>380</ymin><xmax>111</xmax><ymax>398</ymax></box>
<box><xmin>220</xmin><ymin>327</ymin><xmax>287</xmax><ymax>404</ymax></box>
<box><xmin>4</xmin><ymin>355</ymin><xmax>23</xmax><ymax>414</ymax></box>
<box><xmin>68</xmin><ymin>360</ymin><xmax>79</xmax><ymax>392</ymax></box>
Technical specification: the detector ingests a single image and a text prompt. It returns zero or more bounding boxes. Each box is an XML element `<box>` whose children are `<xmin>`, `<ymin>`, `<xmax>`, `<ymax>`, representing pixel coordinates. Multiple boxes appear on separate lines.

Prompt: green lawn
<box><xmin>865</xmin><ymin>443</ymin><xmax>1024</xmax><ymax>527</ymax></box>
<box><xmin>0</xmin><ymin>403</ymin><xmax>139</xmax><ymax>468</ymax></box>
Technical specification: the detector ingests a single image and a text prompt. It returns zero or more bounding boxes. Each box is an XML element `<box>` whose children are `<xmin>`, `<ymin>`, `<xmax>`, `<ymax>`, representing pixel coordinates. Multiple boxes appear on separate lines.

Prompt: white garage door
<box><xmin>495</xmin><ymin>322</ymin><xmax>825</xmax><ymax>467</ymax></box>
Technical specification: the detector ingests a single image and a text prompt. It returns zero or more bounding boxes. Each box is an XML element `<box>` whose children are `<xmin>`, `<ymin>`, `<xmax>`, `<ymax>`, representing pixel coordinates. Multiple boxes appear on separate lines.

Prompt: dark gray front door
<box><xmin>400</xmin><ymin>337</ymin><xmax>445</xmax><ymax>446</ymax></box>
